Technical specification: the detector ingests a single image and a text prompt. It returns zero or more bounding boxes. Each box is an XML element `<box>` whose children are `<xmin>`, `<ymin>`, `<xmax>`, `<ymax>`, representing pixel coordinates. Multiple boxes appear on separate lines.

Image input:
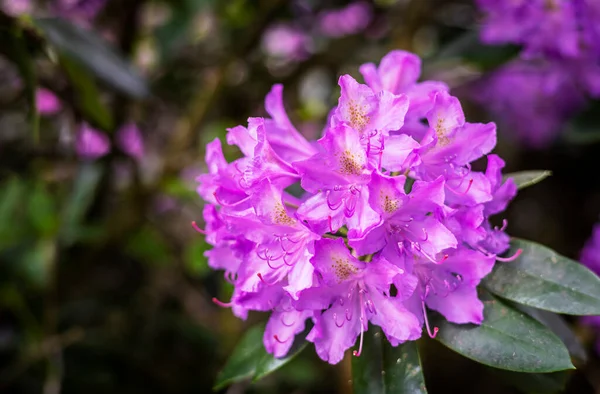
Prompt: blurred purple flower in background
<box><xmin>116</xmin><ymin>122</ymin><xmax>145</xmax><ymax>160</ymax></box>
<box><xmin>474</xmin><ymin>0</ymin><xmax>600</xmax><ymax>148</ymax></box>
<box><xmin>470</xmin><ymin>59</ymin><xmax>586</xmax><ymax>148</ymax></box>
<box><xmin>580</xmin><ymin>223</ymin><xmax>600</xmax><ymax>353</ymax></box>
<box><xmin>54</xmin><ymin>0</ymin><xmax>107</xmax><ymax>21</ymax></box>
<box><xmin>262</xmin><ymin>24</ymin><xmax>312</xmax><ymax>61</ymax></box>
<box><xmin>75</xmin><ymin>123</ymin><xmax>110</xmax><ymax>160</ymax></box>
<box><xmin>35</xmin><ymin>88</ymin><xmax>62</xmax><ymax>116</ymax></box>
<box><xmin>2</xmin><ymin>0</ymin><xmax>31</xmax><ymax>16</ymax></box>
<box><xmin>318</xmin><ymin>2</ymin><xmax>372</xmax><ymax>38</ymax></box>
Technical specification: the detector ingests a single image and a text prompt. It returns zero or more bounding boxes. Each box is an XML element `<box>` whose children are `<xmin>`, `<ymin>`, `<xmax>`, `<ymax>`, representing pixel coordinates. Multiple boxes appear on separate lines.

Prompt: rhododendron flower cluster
<box><xmin>196</xmin><ymin>50</ymin><xmax>518</xmax><ymax>364</ymax></box>
<box><xmin>473</xmin><ymin>0</ymin><xmax>600</xmax><ymax>147</ymax></box>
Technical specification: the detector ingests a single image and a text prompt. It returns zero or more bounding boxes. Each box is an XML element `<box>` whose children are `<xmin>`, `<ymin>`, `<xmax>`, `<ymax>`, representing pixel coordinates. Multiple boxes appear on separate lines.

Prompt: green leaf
<box><xmin>432</xmin><ymin>30</ymin><xmax>519</xmax><ymax>71</ymax></box>
<box><xmin>59</xmin><ymin>163</ymin><xmax>103</xmax><ymax>245</ymax></box>
<box><xmin>433</xmin><ymin>293</ymin><xmax>574</xmax><ymax>373</ymax></box>
<box><xmin>28</xmin><ymin>181</ymin><xmax>58</xmax><ymax>236</ymax></box>
<box><xmin>491</xmin><ymin>369</ymin><xmax>569</xmax><ymax>394</ymax></box>
<box><xmin>35</xmin><ymin>17</ymin><xmax>149</xmax><ymax>98</ymax></box>
<box><xmin>503</xmin><ymin>171</ymin><xmax>551</xmax><ymax>190</ymax></box>
<box><xmin>514</xmin><ymin>304</ymin><xmax>586</xmax><ymax>362</ymax></box>
<box><xmin>155</xmin><ymin>0</ymin><xmax>214</xmax><ymax>60</ymax></box>
<box><xmin>352</xmin><ymin>327</ymin><xmax>427</xmax><ymax>394</ymax></box>
<box><xmin>0</xmin><ymin>177</ymin><xmax>26</xmax><ymax>247</ymax></box>
<box><xmin>19</xmin><ymin>239</ymin><xmax>56</xmax><ymax>289</ymax></box>
<box><xmin>484</xmin><ymin>238</ymin><xmax>600</xmax><ymax>315</ymax></box>
<box><xmin>253</xmin><ymin>340</ymin><xmax>308</xmax><ymax>382</ymax></box>
<box><xmin>213</xmin><ymin>324</ymin><xmax>307</xmax><ymax>390</ymax></box>
<box><xmin>4</xmin><ymin>28</ymin><xmax>39</xmax><ymax>142</ymax></box>
<box><xmin>60</xmin><ymin>55</ymin><xmax>113</xmax><ymax>130</ymax></box>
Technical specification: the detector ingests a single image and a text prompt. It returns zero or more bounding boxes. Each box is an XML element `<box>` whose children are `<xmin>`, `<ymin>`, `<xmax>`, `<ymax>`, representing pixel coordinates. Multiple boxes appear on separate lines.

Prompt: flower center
<box><xmin>338</xmin><ymin>150</ymin><xmax>364</xmax><ymax>175</ymax></box>
<box><xmin>347</xmin><ymin>101</ymin><xmax>370</xmax><ymax>132</ymax></box>
<box><xmin>273</xmin><ymin>203</ymin><xmax>296</xmax><ymax>226</ymax></box>
<box><xmin>332</xmin><ymin>256</ymin><xmax>359</xmax><ymax>282</ymax></box>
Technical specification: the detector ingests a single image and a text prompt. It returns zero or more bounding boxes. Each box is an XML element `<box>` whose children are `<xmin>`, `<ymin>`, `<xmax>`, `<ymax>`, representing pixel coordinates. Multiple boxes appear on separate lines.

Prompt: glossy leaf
<box><xmin>35</xmin><ymin>17</ymin><xmax>149</xmax><ymax>98</ymax></box>
<box><xmin>155</xmin><ymin>0</ymin><xmax>214</xmax><ymax>60</ymax></box>
<box><xmin>60</xmin><ymin>55</ymin><xmax>113</xmax><ymax>130</ymax></box>
<box><xmin>491</xmin><ymin>369</ymin><xmax>569</xmax><ymax>394</ymax></box>
<box><xmin>59</xmin><ymin>164</ymin><xmax>103</xmax><ymax>246</ymax></box>
<box><xmin>253</xmin><ymin>341</ymin><xmax>308</xmax><ymax>382</ymax></box>
<box><xmin>213</xmin><ymin>324</ymin><xmax>307</xmax><ymax>390</ymax></box>
<box><xmin>28</xmin><ymin>181</ymin><xmax>58</xmax><ymax>236</ymax></box>
<box><xmin>515</xmin><ymin>304</ymin><xmax>587</xmax><ymax>362</ymax></box>
<box><xmin>433</xmin><ymin>293</ymin><xmax>574</xmax><ymax>373</ymax></box>
<box><xmin>503</xmin><ymin>171</ymin><xmax>551</xmax><ymax>190</ymax></box>
<box><xmin>2</xmin><ymin>28</ymin><xmax>39</xmax><ymax>141</ymax></box>
<box><xmin>484</xmin><ymin>238</ymin><xmax>600</xmax><ymax>315</ymax></box>
<box><xmin>352</xmin><ymin>326</ymin><xmax>427</xmax><ymax>394</ymax></box>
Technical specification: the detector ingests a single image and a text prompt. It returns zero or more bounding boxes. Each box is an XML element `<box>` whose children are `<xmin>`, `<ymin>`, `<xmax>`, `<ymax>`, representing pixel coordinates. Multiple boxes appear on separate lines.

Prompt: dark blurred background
<box><xmin>1</xmin><ymin>0</ymin><xmax>600</xmax><ymax>393</ymax></box>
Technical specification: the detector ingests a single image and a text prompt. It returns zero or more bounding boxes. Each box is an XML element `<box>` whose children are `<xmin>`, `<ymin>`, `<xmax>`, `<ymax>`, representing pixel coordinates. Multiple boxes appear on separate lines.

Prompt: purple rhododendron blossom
<box><xmin>75</xmin><ymin>123</ymin><xmax>110</xmax><ymax>160</ymax></box>
<box><xmin>580</xmin><ymin>223</ymin><xmax>600</xmax><ymax>353</ymax></box>
<box><xmin>474</xmin><ymin>0</ymin><xmax>600</xmax><ymax>148</ymax></box>
<box><xmin>36</xmin><ymin>88</ymin><xmax>62</xmax><ymax>115</ymax></box>
<box><xmin>2</xmin><ymin>0</ymin><xmax>31</xmax><ymax>16</ymax></box>
<box><xmin>195</xmin><ymin>51</ymin><xmax>518</xmax><ymax>364</ymax></box>
<box><xmin>470</xmin><ymin>59</ymin><xmax>586</xmax><ymax>149</ymax></box>
<box><xmin>116</xmin><ymin>122</ymin><xmax>145</xmax><ymax>160</ymax></box>
<box><xmin>54</xmin><ymin>0</ymin><xmax>107</xmax><ymax>21</ymax></box>
<box><xmin>318</xmin><ymin>2</ymin><xmax>372</xmax><ymax>38</ymax></box>
<box><xmin>262</xmin><ymin>24</ymin><xmax>312</xmax><ymax>61</ymax></box>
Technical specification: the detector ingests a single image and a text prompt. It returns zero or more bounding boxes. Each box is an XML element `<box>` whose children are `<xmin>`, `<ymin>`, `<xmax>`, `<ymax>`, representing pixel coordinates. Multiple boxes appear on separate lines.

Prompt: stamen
<box><xmin>257</xmin><ymin>273</ymin><xmax>277</xmax><ymax>286</ymax></box>
<box><xmin>274</xmin><ymin>334</ymin><xmax>290</xmax><ymax>343</ymax></box>
<box><xmin>353</xmin><ymin>290</ymin><xmax>365</xmax><ymax>357</ymax></box>
<box><xmin>333</xmin><ymin>313</ymin><xmax>344</xmax><ymax>328</ymax></box>
<box><xmin>280</xmin><ymin>314</ymin><xmax>296</xmax><ymax>327</ymax></box>
<box><xmin>212</xmin><ymin>191</ymin><xmax>233</xmax><ymax>207</ymax></box>
<box><xmin>496</xmin><ymin>248</ymin><xmax>523</xmax><ymax>262</ymax></box>
<box><xmin>328</xmin><ymin>216</ymin><xmax>334</xmax><ymax>233</ymax></box>
<box><xmin>212</xmin><ymin>297</ymin><xmax>234</xmax><ymax>308</ymax></box>
<box><xmin>494</xmin><ymin>219</ymin><xmax>508</xmax><ymax>232</ymax></box>
<box><xmin>447</xmin><ymin>179</ymin><xmax>473</xmax><ymax>195</ymax></box>
<box><xmin>191</xmin><ymin>221</ymin><xmax>206</xmax><ymax>234</ymax></box>
<box><xmin>327</xmin><ymin>191</ymin><xmax>344</xmax><ymax>211</ymax></box>
<box><xmin>422</xmin><ymin>301</ymin><xmax>439</xmax><ymax>338</ymax></box>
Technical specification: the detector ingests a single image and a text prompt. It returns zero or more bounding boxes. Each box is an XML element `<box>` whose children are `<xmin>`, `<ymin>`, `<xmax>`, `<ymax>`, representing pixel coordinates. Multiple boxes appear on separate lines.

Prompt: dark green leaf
<box><xmin>434</xmin><ymin>293</ymin><xmax>573</xmax><ymax>373</ymax></box>
<box><xmin>433</xmin><ymin>30</ymin><xmax>519</xmax><ymax>71</ymax></box>
<box><xmin>19</xmin><ymin>239</ymin><xmax>56</xmax><ymax>288</ymax></box>
<box><xmin>253</xmin><ymin>340</ymin><xmax>308</xmax><ymax>382</ymax></box>
<box><xmin>352</xmin><ymin>326</ymin><xmax>427</xmax><ymax>394</ymax></box>
<box><xmin>0</xmin><ymin>177</ymin><xmax>26</xmax><ymax>246</ymax></box>
<box><xmin>59</xmin><ymin>164</ymin><xmax>103</xmax><ymax>245</ymax></box>
<box><xmin>491</xmin><ymin>369</ymin><xmax>569</xmax><ymax>394</ymax></box>
<box><xmin>214</xmin><ymin>324</ymin><xmax>307</xmax><ymax>390</ymax></box>
<box><xmin>35</xmin><ymin>17</ymin><xmax>149</xmax><ymax>98</ymax></box>
<box><xmin>60</xmin><ymin>55</ymin><xmax>113</xmax><ymax>130</ymax></box>
<box><xmin>4</xmin><ymin>29</ymin><xmax>39</xmax><ymax>141</ymax></box>
<box><xmin>484</xmin><ymin>238</ymin><xmax>600</xmax><ymax>315</ymax></box>
<box><xmin>514</xmin><ymin>304</ymin><xmax>587</xmax><ymax>362</ymax></box>
<box><xmin>503</xmin><ymin>171</ymin><xmax>551</xmax><ymax>190</ymax></box>
<box><xmin>213</xmin><ymin>325</ymin><xmax>264</xmax><ymax>391</ymax></box>
<box><xmin>155</xmin><ymin>0</ymin><xmax>214</xmax><ymax>60</ymax></box>
<box><xmin>28</xmin><ymin>181</ymin><xmax>58</xmax><ymax>236</ymax></box>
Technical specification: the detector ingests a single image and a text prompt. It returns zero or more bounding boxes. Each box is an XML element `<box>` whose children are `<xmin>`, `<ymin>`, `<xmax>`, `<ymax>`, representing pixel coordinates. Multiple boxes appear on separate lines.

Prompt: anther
<box><xmin>422</xmin><ymin>301</ymin><xmax>439</xmax><ymax>338</ymax></box>
<box><xmin>191</xmin><ymin>221</ymin><xmax>206</xmax><ymax>235</ymax></box>
<box><xmin>212</xmin><ymin>297</ymin><xmax>234</xmax><ymax>308</ymax></box>
<box><xmin>496</xmin><ymin>248</ymin><xmax>523</xmax><ymax>262</ymax></box>
<box><xmin>274</xmin><ymin>334</ymin><xmax>290</xmax><ymax>343</ymax></box>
